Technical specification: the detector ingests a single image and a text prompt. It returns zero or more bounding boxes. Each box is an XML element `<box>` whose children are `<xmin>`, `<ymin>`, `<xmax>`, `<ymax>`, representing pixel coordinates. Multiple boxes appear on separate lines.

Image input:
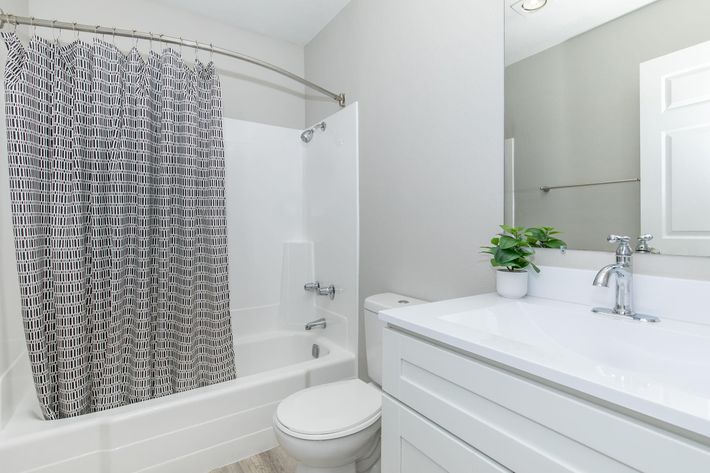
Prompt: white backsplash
<box><xmin>530</xmin><ymin>265</ymin><xmax>710</xmax><ymax>327</ymax></box>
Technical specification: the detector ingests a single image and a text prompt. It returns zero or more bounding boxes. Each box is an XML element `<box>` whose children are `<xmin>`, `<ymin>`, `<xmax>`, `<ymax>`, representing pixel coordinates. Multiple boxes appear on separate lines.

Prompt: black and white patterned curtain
<box><xmin>2</xmin><ymin>33</ymin><xmax>236</xmax><ymax>420</ymax></box>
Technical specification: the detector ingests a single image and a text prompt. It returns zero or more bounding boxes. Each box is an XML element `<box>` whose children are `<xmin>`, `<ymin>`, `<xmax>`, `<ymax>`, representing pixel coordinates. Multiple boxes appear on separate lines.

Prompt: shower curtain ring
<box><xmin>12</xmin><ymin>16</ymin><xmax>18</xmax><ymax>34</ymax></box>
<box><xmin>30</xmin><ymin>16</ymin><xmax>36</xmax><ymax>36</ymax></box>
<box><xmin>112</xmin><ymin>27</ymin><xmax>117</xmax><ymax>45</ymax></box>
<box><xmin>73</xmin><ymin>22</ymin><xmax>78</xmax><ymax>40</ymax></box>
<box><xmin>209</xmin><ymin>43</ymin><xmax>214</xmax><ymax>61</ymax></box>
<box><xmin>51</xmin><ymin>19</ymin><xmax>60</xmax><ymax>43</ymax></box>
<box><xmin>132</xmin><ymin>30</ymin><xmax>138</xmax><ymax>48</ymax></box>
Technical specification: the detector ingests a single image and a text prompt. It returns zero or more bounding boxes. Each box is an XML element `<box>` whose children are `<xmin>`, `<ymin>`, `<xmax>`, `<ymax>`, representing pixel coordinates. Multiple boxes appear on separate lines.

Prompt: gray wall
<box><xmin>505</xmin><ymin>0</ymin><xmax>710</xmax><ymax>251</ymax></box>
<box><xmin>305</xmin><ymin>0</ymin><xmax>504</xmax><ymax>377</ymax></box>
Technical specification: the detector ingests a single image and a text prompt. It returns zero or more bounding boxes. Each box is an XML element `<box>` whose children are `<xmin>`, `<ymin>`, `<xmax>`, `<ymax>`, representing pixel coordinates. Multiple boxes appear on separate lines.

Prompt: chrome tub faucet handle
<box><xmin>304</xmin><ymin>281</ymin><xmax>320</xmax><ymax>292</ymax></box>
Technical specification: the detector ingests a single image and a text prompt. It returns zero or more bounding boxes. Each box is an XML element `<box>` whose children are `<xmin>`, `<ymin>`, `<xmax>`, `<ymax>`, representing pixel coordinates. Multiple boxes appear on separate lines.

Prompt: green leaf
<box><xmin>494</xmin><ymin>248</ymin><xmax>520</xmax><ymax>264</ymax></box>
<box><xmin>544</xmin><ymin>238</ymin><xmax>566</xmax><ymax>249</ymax></box>
<box><xmin>525</xmin><ymin>228</ymin><xmax>544</xmax><ymax>240</ymax></box>
<box><xmin>514</xmin><ymin>259</ymin><xmax>529</xmax><ymax>269</ymax></box>
<box><xmin>497</xmin><ymin>235</ymin><xmax>519</xmax><ymax>249</ymax></box>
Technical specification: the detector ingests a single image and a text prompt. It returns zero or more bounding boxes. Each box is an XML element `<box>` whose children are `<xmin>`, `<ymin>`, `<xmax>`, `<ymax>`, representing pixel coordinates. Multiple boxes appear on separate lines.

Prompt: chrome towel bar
<box><xmin>540</xmin><ymin>178</ymin><xmax>640</xmax><ymax>192</ymax></box>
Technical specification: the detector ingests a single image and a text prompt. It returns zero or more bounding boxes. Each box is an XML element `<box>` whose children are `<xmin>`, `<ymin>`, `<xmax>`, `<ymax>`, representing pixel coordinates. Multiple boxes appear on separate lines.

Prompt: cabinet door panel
<box><xmin>382</xmin><ymin>395</ymin><xmax>509</xmax><ymax>473</ymax></box>
<box><xmin>401</xmin><ymin>441</ymin><xmax>448</xmax><ymax>473</ymax></box>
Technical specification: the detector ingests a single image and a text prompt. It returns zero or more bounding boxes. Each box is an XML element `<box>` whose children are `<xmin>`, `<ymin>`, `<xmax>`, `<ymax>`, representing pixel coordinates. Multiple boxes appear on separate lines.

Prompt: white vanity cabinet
<box><xmin>381</xmin><ymin>327</ymin><xmax>710</xmax><ymax>473</ymax></box>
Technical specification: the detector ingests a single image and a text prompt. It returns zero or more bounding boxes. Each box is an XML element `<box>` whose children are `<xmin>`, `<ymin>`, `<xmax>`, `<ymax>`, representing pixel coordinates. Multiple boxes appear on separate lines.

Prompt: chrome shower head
<box><xmin>300</xmin><ymin>121</ymin><xmax>326</xmax><ymax>144</ymax></box>
<box><xmin>300</xmin><ymin>128</ymin><xmax>315</xmax><ymax>143</ymax></box>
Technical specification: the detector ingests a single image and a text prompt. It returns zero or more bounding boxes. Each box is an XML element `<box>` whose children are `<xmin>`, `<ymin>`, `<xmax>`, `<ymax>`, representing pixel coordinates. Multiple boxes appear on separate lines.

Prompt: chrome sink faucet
<box><xmin>592</xmin><ymin>235</ymin><xmax>659</xmax><ymax>323</ymax></box>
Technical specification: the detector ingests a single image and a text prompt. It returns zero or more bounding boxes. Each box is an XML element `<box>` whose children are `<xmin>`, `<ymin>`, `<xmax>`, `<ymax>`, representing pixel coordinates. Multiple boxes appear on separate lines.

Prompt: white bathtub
<box><xmin>0</xmin><ymin>331</ymin><xmax>355</xmax><ymax>473</ymax></box>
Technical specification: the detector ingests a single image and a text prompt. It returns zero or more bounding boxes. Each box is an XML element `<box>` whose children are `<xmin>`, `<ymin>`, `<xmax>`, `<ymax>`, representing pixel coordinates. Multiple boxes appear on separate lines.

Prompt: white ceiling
<box><xmin>506</xmin><ymin>0</ymin><xmax>661</xmax><ymax>65</ymax></box>
<box><xmin>151</xmin><ymin>0</ymin><xmax>351</xmax><ymax>46</ymax></box>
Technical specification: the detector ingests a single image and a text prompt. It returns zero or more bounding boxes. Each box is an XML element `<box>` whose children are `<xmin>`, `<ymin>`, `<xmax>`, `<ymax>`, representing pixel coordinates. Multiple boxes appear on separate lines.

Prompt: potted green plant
<box><xmin>481</xmin><ymin>225</ymin><xmax>565</xmax><ymax>298</ymax></box>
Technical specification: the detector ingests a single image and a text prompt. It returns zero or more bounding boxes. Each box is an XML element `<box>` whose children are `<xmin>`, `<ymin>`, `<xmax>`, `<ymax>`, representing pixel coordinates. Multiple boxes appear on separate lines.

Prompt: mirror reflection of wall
<box><xmin>505</xmin><ymin>0</ymin><xmax>710</xmax><ymax>255</ymax></box>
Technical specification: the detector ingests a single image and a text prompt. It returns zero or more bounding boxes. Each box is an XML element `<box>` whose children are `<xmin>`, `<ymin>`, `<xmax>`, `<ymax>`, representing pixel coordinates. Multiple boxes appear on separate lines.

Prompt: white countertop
<box><xmin>380</xmin><ymin>292</ymin><xmax>710</xmax><ymax>440</ymax></box>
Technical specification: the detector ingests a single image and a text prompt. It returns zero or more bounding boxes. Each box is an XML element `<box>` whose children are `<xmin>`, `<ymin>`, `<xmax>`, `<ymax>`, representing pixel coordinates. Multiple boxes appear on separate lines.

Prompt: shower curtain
<box><xmin>2</xmin><ymin>33</ymin><xmax>236</xmax><ymax>420</ymax></box>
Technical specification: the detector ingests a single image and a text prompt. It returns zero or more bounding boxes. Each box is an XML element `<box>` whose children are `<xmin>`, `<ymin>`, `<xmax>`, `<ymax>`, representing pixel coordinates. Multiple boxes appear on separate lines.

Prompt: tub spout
<box><xmin>305</xmin><ymin>318</ymin><xmax>326</xmax><ymax>330</ymax></box>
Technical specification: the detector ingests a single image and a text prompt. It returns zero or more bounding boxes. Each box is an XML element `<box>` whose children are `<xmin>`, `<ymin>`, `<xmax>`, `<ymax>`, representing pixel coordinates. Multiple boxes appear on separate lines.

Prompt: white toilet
<box><xmin>273</xmin><ymin>293</ymin><xmax>426</xmax><ymax>473</ymax></box>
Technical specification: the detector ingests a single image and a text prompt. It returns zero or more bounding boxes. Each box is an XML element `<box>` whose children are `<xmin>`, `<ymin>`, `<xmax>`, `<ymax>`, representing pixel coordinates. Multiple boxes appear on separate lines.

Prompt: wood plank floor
<box><xmin>210</xmin><ymin>447</ymin><xmax>297</xmax><ymax>473</ymax></box>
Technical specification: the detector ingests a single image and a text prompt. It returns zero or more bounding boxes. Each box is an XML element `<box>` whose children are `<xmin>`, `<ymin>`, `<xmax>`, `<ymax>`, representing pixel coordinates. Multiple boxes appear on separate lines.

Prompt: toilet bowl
<box><xmin>272</xmin><ymin>293</ymin><xmax>427</xmax><ymax>473</ymax></box>
<box><xmin>273</xmin><ymin>379</ymin><xmax>381</xmax><ymax>473</ymax></box>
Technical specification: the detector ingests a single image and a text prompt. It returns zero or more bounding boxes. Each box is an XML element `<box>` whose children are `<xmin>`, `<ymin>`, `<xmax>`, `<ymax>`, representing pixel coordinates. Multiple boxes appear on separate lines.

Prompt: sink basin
<box><xmin>380</xmin><ymin>293</ymin><xmax>710</xmax><ymax>439</ymax></box>
<box><xmin>441</xmin><ymin>298</ymin><xmax>710</xmax><ymax>395</ymax></box>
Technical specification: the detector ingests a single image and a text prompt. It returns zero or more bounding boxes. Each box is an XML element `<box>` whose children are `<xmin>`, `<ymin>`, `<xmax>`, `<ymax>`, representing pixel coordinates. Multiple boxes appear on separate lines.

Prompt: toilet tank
<box><xmin>364</xmin><ymin>293</ymin><xmax>427</xmax><ymax>386</ymax></box>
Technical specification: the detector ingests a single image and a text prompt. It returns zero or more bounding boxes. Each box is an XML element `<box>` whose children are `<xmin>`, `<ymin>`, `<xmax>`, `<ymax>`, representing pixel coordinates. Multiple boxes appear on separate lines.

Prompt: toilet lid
<box><xmin>276</xmin><ymin>379</ymin><xmax>381</xmax><ymax>438</ymax></box>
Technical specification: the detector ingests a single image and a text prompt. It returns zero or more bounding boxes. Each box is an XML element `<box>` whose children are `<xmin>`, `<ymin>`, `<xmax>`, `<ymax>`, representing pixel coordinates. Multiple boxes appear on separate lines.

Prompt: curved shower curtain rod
<box><xmin>0</xmin><ymin>10</ymin><xmax>346</xmax><ymax>107</ymax></box>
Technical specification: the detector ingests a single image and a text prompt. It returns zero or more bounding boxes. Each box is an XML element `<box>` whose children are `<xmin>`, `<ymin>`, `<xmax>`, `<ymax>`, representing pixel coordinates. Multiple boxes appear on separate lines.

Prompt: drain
<box><xmin>312</xmin><ymin>343</ymin><xmax>320</xmax><ymax>359</ymax></box>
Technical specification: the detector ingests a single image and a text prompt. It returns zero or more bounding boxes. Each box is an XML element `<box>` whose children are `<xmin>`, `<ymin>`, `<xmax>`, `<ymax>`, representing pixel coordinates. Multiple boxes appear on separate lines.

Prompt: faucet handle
<box><xmin>607</xmin><ymin>235</ymin><xmax>631</xmax><ymax>243</ymax></box>
<box><xmin>636</xmin><ymin>234</ymin><xmax>655</xmax><ymax>253</ymax></box>
<box><xmin>607</xmin><ymin>235</ymin><xmax>633</xmax><ymax>257</ymax></box>
<box><xmin>304</xmin><ymin>281</ymin><xmax>320</xmax><ymax>292</ymax></box>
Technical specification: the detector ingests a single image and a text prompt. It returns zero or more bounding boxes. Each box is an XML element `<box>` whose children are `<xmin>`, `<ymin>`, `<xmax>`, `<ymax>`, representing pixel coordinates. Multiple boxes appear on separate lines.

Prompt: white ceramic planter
<box><xmin>496</xmin><ymin>270</ymin><xmax>529</xmax><ymax>299</ymax></box>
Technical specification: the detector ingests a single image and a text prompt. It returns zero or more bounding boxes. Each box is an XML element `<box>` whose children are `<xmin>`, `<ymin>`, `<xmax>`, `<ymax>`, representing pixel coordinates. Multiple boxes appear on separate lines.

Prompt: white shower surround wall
<box><xmin>0</xmin><ymin>107</ymin><xmax>360</xmax><ymax>471</ymax></box>
<box><xmin>224</xmin><ymin>108</ymin><xmax>360</xmax><ymax>352</ymax></box>
<box><xmin>303</xmin><ymin>104</ymin><xmax>360</xmax><ymax>353</ymax></box>
<box><xmin>223</xmin><ymin>118</ymin><xmax>306</xmax><ymax>337</ymax></box>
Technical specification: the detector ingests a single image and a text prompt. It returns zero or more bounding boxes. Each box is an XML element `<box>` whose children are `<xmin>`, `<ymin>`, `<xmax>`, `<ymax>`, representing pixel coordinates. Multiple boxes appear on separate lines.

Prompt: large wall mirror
<box><xmin>505</xmin><ymin>0</ymin><xmax>710</xmax><ymax>256</ymax></box>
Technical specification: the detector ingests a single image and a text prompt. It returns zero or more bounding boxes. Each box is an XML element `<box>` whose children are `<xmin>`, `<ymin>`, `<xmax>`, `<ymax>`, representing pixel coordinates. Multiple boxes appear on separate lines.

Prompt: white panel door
<box><xmin>640</xmin><ymin>40</ymin><xmax>710</xmax><ymax>256</ymax></box>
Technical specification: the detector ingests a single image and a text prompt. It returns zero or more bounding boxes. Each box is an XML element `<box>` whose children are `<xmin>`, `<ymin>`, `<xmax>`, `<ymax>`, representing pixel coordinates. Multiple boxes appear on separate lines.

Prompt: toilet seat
<box><xmin>275</xmin><ymin>379</ymin><xmax>382</xmax><ymax>441</ymax></box>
